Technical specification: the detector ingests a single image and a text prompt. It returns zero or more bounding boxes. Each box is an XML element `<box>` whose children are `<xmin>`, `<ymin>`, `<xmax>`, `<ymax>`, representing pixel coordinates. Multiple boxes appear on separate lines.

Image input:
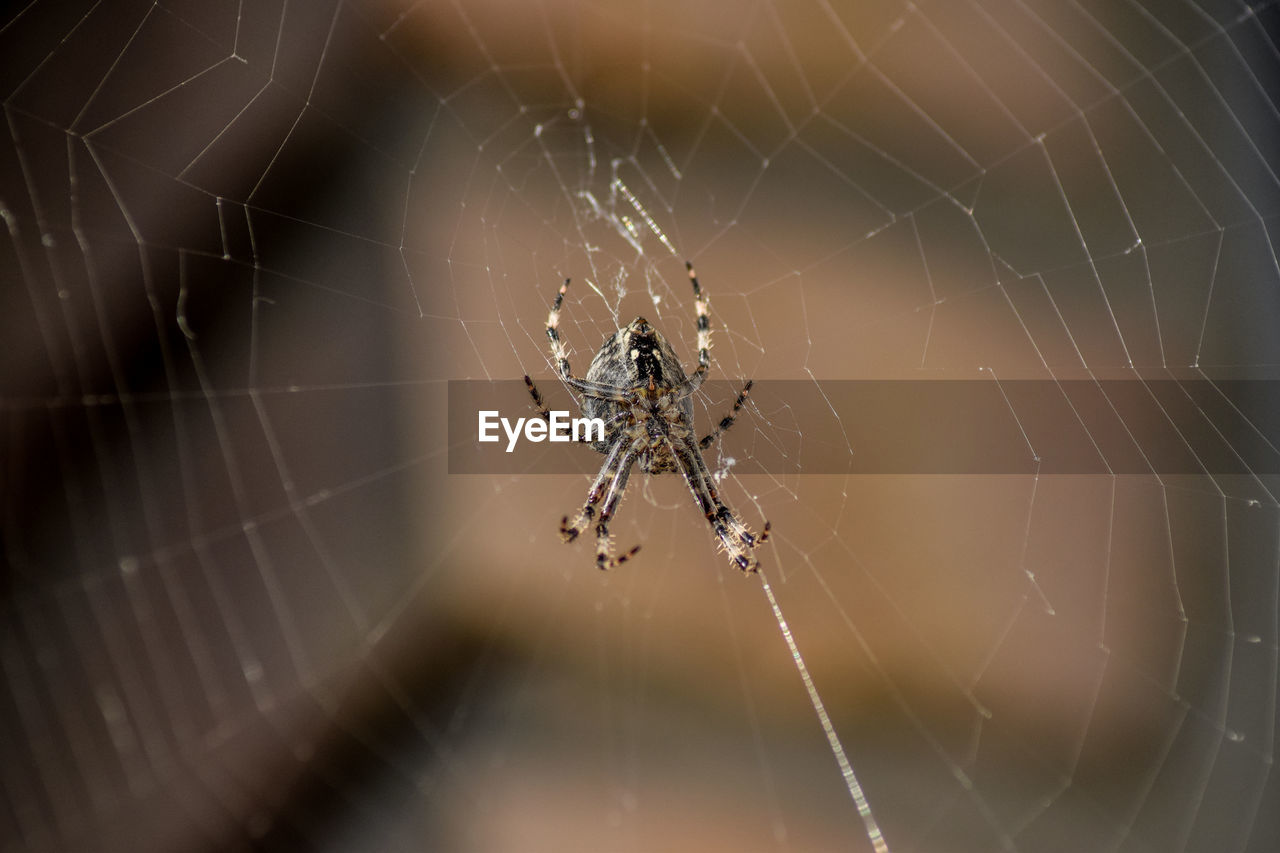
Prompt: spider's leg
<box><xmin>688</xmin><ymin>261</ymin><xmax>711</xmax><ymax>377</ymax></box>
<box><xmin>545</xmin><ymin>277</ymin><xmax>577</xmax><ymax>380</ymax></box>
<box><xmin>591</xmin><ymin>438</ymin><xmax>644</xmax><ymax>570</ymax></box>
<box><xmin>671</xmin><ymin>438</ymin><xmax>770</xmax><ymax>572</ymax></box>
<box><xmin>682</xmin><ymin>438</ymin><xmax>769</xmax><ymax>549</ymax></box>
<box><xmin>561</xmin><ymin>436</ymin><xmax>631</xmax><ymax>541</ymax></box>
<box><xmin>677</xmin><ymin>260</ymin><xmax>711</xmax><ymax>398</ymax></box>
<box><xmin>542</xmin><ymin>277</ymin><xmax>633</xmax><ymax>401</ymax></box>
<box><xmin>525</xmin><ymin>375</ymin><xmax>609</xmax><ymax>443</ymax></box>
<box><xmin>699</xmin><ymin>379</ymin><xmax>753</xmax><ymax>450</ymax></box>
<box><xmin>524</xmin><ymin>374</ymin><xmax>555</xmax><ymax>421</ymax></box>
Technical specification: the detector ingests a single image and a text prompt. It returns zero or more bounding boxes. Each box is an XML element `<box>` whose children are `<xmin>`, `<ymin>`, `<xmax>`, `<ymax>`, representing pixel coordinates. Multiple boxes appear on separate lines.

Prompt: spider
<box><xmin>523</xmin><ymin>261</ymin><xmax>770</xmax><ymax>572</ymax></box>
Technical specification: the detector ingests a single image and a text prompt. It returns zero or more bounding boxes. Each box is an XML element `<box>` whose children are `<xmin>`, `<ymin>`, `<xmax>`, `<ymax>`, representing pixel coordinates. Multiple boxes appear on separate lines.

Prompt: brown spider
<box><xmin>524</xmin><ymin>262</ymin><xmax>769</xmax><ymax>571</ymax></box>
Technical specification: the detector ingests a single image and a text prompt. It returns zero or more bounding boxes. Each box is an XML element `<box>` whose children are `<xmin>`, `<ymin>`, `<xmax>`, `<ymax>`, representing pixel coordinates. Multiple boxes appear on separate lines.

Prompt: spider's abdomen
<box><xmin>585</xmin><ymin>320</ymin><xmax>690</xmax><ymax>391</ymax></box>
<box><xmin>582</xmin><ymin>321</ymin><xmax>694</xmax><ymax>461</ymax></box>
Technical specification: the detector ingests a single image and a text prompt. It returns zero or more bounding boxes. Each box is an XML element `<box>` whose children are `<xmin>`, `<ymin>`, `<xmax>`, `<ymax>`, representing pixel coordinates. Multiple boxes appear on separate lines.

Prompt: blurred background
<box><xmin>2</xmin><ymin>0</ymin><xmax>1279</xmax><ymax>850</ymax></box>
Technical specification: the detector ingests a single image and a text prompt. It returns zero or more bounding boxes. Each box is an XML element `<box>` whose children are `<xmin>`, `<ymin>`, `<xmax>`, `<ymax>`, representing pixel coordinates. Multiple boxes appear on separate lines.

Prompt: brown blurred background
<box><xmin>2</xmin><ymin>1</ymin><xmax>1278</xmax><ymax>851</ymax></box>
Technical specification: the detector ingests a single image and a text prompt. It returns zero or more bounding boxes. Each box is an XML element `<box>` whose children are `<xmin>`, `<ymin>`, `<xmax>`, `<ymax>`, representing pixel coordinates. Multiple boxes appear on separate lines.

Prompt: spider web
<box><xmin>2</xmin><ymin>1</ymin><xmax>1279</xmax><ymax>851</ymax></box>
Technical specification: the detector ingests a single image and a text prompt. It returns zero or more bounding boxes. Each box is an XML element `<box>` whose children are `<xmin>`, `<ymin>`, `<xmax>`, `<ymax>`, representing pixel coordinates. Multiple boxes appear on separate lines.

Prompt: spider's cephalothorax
<box><xmin>523</xmin><ymin>262</ymin><xmax>770</xmax><ymax>572</ymax></box>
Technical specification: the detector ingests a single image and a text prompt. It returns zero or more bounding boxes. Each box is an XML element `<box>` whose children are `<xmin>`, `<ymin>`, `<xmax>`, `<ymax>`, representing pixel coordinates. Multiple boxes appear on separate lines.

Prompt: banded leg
<box><xmin>591</xmin><ymin>438</ymin><xmax>644</xmax><ymax>570</ymax></box>
<box><xmin>524</xmin><ymin>374</ymin><xmax>555</xmax><ymax>423</ymax></box>
<box><xmin>671</xmin><ymin>439</ymin><xmax>770</xmax><ymax>572</ymax></box>
<box><xmin>545</xmin><ymin>278</ymin><xmax>574</xmax><ymax>379</ymax></box>
<box><xmin>699</xmin><ymin>379</ymin><xmax>753</xmax><ymax>450</ymax></box>
<box><xmin>686</xmin><ymin>442</ymin><xmax>770</xmax><ymax>549</ymax></box>
<box><xmin>543</xmin><ymin>278</ymin><xmax>632</xmax><ymax>400</ymax></box>
<box><xmin>679</xmin><ymin>261</ymin><xmax>711</xmax><ymax>397</ymax></box>
<box><xmin>524</xmin><ymin>374</ymin><xmax>598</xmax><ymax>442</ymax></box>
<box><xmin>560</xmin><ymin>437</ymin><xmax>631</xmax><ymax>541</ymax></box>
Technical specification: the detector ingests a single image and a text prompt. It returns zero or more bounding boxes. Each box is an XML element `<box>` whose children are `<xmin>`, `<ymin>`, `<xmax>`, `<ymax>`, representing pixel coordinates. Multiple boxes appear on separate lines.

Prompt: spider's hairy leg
<box><xmin>524</xmin><ymin>374</ymin><xmax>553</xmax><ymax>422</ymax></box>
<box><xmin>687</xmin><ymin>260</ymin><xmax>711</xmax><ymax>383</ymax></box>
<box><xmin>524</xmin><ymin>374</ymin><xmax>603</xmax><ymax>443</ymax></box>
<box><xmin>699</xmin><ymin>379</ymin><xmax>753</xmax><ymax>450</ymax></box>
<box><xmin>540</xmin><ymin>278</ymin><xmax>632</xmax><ymax>400</ymax></box>
<box><xmin>683</xmin><ymin>438</ymin><xmax>769</xmax><ymax>550</ymax></box>
<box><xmin>560</xmin><ymin>436</ymin><xmax>630</xmax><ymax>542</ymax></box>
<box><xmin>590</xmin><ymin>438</ymin><xmax>643</xmax><ymax>570</ymax></box>
<box><xmin>545</xmin><ymin>278</ymin><xmax>574</xmax><ymax>380</ymax></box>
<box><xmin>672</xmin><ymin>439</ymin><xmax>770</xmax><ymax>572</ymax></box>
